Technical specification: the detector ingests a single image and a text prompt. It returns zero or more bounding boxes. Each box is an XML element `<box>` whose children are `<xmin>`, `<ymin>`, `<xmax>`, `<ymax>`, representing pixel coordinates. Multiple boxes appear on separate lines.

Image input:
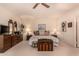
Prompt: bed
<box><xmin>29</xmin><ymin>35</ymin><xmax>59</xmax><ymax>47</ymax></box>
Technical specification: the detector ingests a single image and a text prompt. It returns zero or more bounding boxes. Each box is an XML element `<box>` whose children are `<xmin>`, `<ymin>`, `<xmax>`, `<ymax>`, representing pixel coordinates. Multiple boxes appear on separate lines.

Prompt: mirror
<box><xmin>8</xmin><ymin>19</ymin><xmax>14</xmax><ymax>34</ymax></box>
<box><xmin>14</xmin><ymin>21</ymin><xmax>17</xmax><ymax>32</ymax></box>
<box><xmin>21</xmin><ymin>24</ymin><xmax>24</xmax><ymax>32</ymax></box>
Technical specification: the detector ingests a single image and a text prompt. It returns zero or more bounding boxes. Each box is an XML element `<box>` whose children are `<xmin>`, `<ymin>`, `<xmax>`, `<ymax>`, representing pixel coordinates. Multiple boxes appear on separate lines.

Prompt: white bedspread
<box><xmin>29</xmin><ymin>35</ymin><xmax>59</xmax><ymax>47</ymax></box>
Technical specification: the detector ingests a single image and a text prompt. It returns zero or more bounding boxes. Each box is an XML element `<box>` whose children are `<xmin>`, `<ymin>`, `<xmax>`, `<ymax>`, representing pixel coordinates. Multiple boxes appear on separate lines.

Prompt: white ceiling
<box><xmin>0</xmin><ymin>3</ymin><xmax>79</xmax><ymax>19</ymax></box>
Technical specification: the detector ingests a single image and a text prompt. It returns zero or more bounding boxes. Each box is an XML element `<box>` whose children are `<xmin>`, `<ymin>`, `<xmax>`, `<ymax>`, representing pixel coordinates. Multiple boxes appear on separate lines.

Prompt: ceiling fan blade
<box><xmin>41</xmin><ymin>3</ymin><xmax>50</xmax><ymax>8</ymax></box>
<box><xmin>33</xmin><ymin>3</ymin><xmax>39</xmax><ymax>9</ymax></box>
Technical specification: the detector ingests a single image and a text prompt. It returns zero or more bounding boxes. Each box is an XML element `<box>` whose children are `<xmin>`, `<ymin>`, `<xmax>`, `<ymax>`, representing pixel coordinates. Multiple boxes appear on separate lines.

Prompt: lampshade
<box><xmin>51</xmin><ymin>28</ymin><xmax>61</xmax><ymax>35</ymax></box>
<box><xmin>51</xmin><ymin>28</ymin><xmax>57</xmax><ymax>34</ymax></box>
<box><xmin>26</xmin><ymin>28</ymin><xmax>31</xmax><ymax>32</ymax></box>
<box><xmin>26</xmin><ymin>27</ymin><xmax>32</xmax><ymax>35</ymax></box>
<box><xmin>53</xmin><ymin>28</ymin><xmax>57</xmax><ymax>33</ymax></box>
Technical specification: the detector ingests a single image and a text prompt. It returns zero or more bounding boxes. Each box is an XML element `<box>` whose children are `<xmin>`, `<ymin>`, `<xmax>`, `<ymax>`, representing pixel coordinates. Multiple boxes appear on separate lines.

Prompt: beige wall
<box><xmin>57</xmin><ymin>7</ymin><xmax>79</xmax><ymax>47</ymax></box>
<box><xmin>0</xmin><ymin>6</ymin><xmax>21</xmax><ymax>31</ymax></box>
<box><xmin>57</xmin><ymin>15</ymin><xmax>76</xmax><ymax>47</ymax></box>
<box><xmin>21</xmin><ymin>15</ymin><xmax>58</xmax><ymax>33</ymax></box>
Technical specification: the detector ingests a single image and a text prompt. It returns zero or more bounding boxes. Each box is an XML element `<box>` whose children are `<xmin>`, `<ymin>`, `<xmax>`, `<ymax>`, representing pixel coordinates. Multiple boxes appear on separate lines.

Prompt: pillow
<box><xmin>34</xmin><ymin>30</ymin><xmax>50</xmax><ymax>36</ymax></box>
<box><xmin>45</xmin><ymin>31</ymin><xmax>50</xmax><ymax>35</ymax></box>
<box><xmin>39</xmin><ymin>30</ymin><xmax>50</xmax><ymax>36</ymax></box>
<box><xmin>39</xmin><ymin>30</ymin><xmax>45</xmax><ymax>35</ymax></box>
<box><xmin>34</xmin><ymin>31</ymin><xmax>39</xmax><ymax>35</ymax></box>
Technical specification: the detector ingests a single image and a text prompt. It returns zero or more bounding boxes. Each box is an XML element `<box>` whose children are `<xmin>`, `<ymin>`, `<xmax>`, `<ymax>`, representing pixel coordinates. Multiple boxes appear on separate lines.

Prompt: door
<box><xmin>76</xmin><ymin>17</ymin><xmax>79</xmax><ymax>47</ymax></box>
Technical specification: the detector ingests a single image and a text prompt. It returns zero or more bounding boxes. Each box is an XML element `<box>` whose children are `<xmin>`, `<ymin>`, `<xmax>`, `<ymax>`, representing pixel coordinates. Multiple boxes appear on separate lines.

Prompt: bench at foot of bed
<box><xmin>37</xmin><ymin>39</ymin><xmax>53</xmax><ymax>51</ymax></box>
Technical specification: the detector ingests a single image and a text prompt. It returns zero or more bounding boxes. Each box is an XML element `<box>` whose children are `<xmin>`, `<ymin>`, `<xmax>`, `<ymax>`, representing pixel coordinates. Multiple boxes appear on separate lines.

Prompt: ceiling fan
<box><xmin>33</xmin><ymin>3</ymin><xmax>50</xmax><ymax>9</ymax></box>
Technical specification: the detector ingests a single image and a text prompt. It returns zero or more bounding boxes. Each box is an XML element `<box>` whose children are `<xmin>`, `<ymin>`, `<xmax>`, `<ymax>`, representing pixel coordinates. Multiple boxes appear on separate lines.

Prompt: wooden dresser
<box><xmin>11</xmin><ymin>35</ymin><xmax>23</xmax><ymax>46</ymax></box>
<box><xmin>0</xmin><ymin>34</ymin><xmax>23</xmax><ymax>53</ymax></box>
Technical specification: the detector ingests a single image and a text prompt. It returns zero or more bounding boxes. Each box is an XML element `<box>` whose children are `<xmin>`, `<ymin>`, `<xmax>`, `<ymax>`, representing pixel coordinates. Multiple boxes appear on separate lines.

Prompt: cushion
<box><xmin>34</xmin><ymin>31</ymin><xmax>39</xmax><ymax>35</ymax></box>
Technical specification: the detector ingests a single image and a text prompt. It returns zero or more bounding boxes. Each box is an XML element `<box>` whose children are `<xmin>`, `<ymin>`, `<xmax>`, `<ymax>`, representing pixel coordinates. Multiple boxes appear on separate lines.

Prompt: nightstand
<box><xmin>26</xmin><ymin>35</ymin><xmax>32</xmax><ymax>40</ymax></box>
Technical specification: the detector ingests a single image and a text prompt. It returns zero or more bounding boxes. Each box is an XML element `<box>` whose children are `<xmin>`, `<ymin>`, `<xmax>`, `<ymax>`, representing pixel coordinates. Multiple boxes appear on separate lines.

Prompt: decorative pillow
<box><xmin>39</xmin><ymin>30</ymin><xmax>49</xmax><ymax>36</ymax></box>
<box><xmin>34</xmin><ymin>31</ymin><xmax>39</xmax><ymax>35</ymax></box>
<box><xmin>34</xmin><ymin>30</ymin><xmax>50</xmax><ymax>36</ymax></box>
<box><xmin>39</xmin><ymin>30</ymin><xmax>45</xmax><ymax>35</ymax></box>
<box><xmin>45</xmin><ymin>31</ymin><xmax>50</xmax><ymax>35</ymax></box>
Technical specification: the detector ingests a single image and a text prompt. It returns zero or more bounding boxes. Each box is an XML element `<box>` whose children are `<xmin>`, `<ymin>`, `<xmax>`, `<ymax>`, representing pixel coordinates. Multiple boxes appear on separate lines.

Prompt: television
<box><xmin>0</xmin><ymin>25</ymin><xmax>9</xmax><ymax>34</ymax></box>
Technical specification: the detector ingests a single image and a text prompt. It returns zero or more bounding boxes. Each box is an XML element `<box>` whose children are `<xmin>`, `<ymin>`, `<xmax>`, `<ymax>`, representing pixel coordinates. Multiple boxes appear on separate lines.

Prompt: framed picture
<box><xmin>61</xmin><ymin>21</ymin><xmax>67</xmax><ymax>32</ymax></box>
<box><xmin>68</xmin><ymin>22</ymin><xmax>72</xmax><ymax>28</ymax></box>
<box><xmin>38</xmin><ymin>24</ymin><xmax>46</xmax><ymax>31</ymax></box>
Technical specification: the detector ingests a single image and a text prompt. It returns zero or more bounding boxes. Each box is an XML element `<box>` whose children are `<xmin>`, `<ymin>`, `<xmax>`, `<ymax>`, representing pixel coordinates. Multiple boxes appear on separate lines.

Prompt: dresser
<box><xmin>11</xmin><ymin>35</ymin><xmax>23</xmax><ymax>46</ymax></box>
<box><xmin>0</xmin><ymin>35</ymin><xmax>11</xmax><ymax>52</ymax></box>
<box><xmin>0</xmin><ymin>34</ymin><xmax>23</xmax><ymax>53</ymax></box>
